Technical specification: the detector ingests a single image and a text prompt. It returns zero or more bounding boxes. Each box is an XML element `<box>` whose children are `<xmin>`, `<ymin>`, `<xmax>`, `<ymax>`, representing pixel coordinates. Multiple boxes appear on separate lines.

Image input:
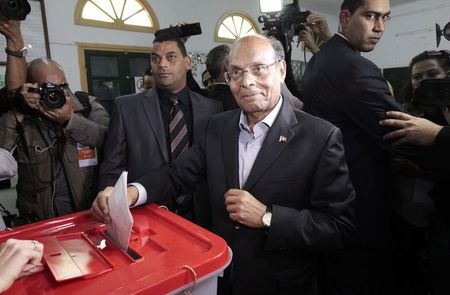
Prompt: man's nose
<box><xmin>240</xmin><ymin>70</ymin><xmax>255</xmax><ymax>87</ymax></box>
<box><xmin>159</xmin><ymin>56</ymin><xmax>170</xmax><ymax>67</ymax></box>
<box><xmin>373</xmin><ymin>17</ymin><xmax>385</xmax><ymax>32</ymax></box>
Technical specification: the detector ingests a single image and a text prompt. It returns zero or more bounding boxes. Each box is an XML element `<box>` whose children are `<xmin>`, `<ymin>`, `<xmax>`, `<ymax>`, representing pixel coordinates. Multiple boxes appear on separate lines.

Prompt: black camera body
<box><xmin>0</xmin><ymin>0</ymin><xmax>31</xmax><ymax>20</ymax></box>
<box><xmin>258</xmin><ymin>0</ymin><xmax>310</xmax><ymax>41</ymax></box>
<box><xmin>414</xmin><ymin>78</ymin><xmax>450</xmax><ymax>107</ymax></box>
<box><xmin>413</xmin><ymin>78</ymin><xmax>450</xmax><ymax>125</ymax></box>
<box><xmin>154</xmin><ymin>22</ymin><xmax>202</xmax><ymax>39</ymax></box>
<box><xmin>30</xmin><ymin>82</ymin><xmax>67</xmax><ymax>109</ymax></box>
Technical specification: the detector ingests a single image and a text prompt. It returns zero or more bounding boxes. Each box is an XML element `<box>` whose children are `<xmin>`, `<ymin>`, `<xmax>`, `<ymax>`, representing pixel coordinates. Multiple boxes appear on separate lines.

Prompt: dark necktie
<box><xmin>169</xmin><ymin>95</ymin><xmax>190</xmax><ymax>207</ymax></box>
<box><xmin>169</xmin><ymin>95</ymin><xmax>189</xmax><ymax>160</ymax></box>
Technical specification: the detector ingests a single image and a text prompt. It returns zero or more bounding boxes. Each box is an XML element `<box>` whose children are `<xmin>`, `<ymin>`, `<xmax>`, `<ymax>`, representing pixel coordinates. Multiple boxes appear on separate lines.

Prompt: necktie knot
<box><xmin>169</xmin><ymin>95</ymin><xmax>178</xmax><ymax>106</ymax></box>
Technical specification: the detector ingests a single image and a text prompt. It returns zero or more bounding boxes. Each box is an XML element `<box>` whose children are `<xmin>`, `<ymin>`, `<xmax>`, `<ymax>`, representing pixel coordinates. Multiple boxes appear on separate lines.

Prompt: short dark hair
<box><xmin>152</xmin><ymin>33</ymin><xmax>188</xmax><ymax>57</ymax></box>
<box><xmin>206</xmin><ymin>45</ymin><xmax>230</xmax><ymax>79</ymax></box>
<box><xmin>410</xmin><ymin>50</ymin><xmax>450</xmax><ymax>74</ymax></box>
<box><xmin>341</xmin><ymin>0</ymin><xmax>366</xmax><ymax>14</ymax></box>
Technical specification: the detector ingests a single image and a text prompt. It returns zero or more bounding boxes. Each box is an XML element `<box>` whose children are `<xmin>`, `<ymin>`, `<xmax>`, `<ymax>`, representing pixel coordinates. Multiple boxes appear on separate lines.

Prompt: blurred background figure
<box><xmin>201</xmin><ymin>69</ymin><xmax>214</xmax><ymax>92</ymax></box>
<box><xmin>143</xmin><ymin>68</ymin><xmax>155</xmax><ymax>89</ymax></box>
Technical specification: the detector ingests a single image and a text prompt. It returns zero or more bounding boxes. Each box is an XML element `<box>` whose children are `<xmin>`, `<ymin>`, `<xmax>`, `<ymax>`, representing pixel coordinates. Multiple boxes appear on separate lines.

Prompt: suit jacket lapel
<box><xmin>141</xmin><ymin>88</ymin><xmax>170</xmax><ymax>162</ymax></box>
<box><xmin>243</xmin><ymin>100</ymin><xmax>297</xmax><ymax>191</ymax></box>
<box><xmin>223</xmin><ymin>110</ymin><xmax>241</xmax><ymax>189</ymax></box>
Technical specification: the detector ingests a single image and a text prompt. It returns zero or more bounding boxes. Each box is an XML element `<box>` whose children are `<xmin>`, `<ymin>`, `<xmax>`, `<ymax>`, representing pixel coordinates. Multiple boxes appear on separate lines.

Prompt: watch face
<box><xmin>21</xmin><ymin>48</ymin><xmax>28</xmax><ymax>56</ymax></box>
<box><xmin>262</xmin><ymin>212</ymin><xmax>272</xmax><ymax>227</ymax></box>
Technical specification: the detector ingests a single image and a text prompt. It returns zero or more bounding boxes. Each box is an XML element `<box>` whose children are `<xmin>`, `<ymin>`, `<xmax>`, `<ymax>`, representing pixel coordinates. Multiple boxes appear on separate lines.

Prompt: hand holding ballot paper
<box><xmin>97</xmin><ymin>171</ymin><xmax>134</xmax><ymax>251</ymax></box>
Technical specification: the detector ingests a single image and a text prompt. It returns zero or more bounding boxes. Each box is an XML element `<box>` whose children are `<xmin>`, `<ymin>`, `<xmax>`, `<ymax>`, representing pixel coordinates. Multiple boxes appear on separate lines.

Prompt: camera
<box><xmin>0</xmin><ymin>0</ymin><xmax>31</xmax><ymax>20</ymax></box>
<box><xmin>258</xmin><ymin>0</ymin><xmax>310</xmax><ymax>42</ymax></box>
<box><xmin>414</xmin><ymin>78</ymin><xmax>450</xmax><ymax>107</ymax></box>
<box><xmin>413</xmin><ymin>78</ymin><xmax>450</xmax><ymax>125</ymax></box>
<box><xmin>30</xmin><ymin>82</ymin><xmax>67</xmax><ymax>109</ymax></box>
<box><xmin>154</xmin><ymin>22</ymin><xmax>202</xmax><ymax>39</ymax></box>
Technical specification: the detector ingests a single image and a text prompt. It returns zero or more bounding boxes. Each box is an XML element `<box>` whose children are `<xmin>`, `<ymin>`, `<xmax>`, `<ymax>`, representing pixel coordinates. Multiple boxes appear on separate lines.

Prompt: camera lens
<box><xmin>0</xmin><ymin>0</ymin><xmax>31</xmax><ymax>20</ymax></box>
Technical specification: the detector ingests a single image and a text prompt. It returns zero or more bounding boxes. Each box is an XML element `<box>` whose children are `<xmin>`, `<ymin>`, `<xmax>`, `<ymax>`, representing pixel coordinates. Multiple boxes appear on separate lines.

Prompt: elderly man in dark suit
<box><xmin>98</xmin><ymin>32</ymin><xmax>222</xmax><ymax>226</ymax></box>
<box><xmin>301</xmin><ymin>0</ymin><xmax>438</xmax><ymax>294</ymax></box>
<box><xmin>92</xmin><ymin>34</ymin><xmax>355</xmax><ymax>295</ymax></box>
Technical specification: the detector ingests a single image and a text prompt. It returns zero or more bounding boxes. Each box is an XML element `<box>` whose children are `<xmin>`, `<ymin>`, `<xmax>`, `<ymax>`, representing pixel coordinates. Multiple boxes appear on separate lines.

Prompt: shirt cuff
<box><xmin>129</xmin><ymin>182</ymin><xmax>147</xmax><ymax>207</ymax></box>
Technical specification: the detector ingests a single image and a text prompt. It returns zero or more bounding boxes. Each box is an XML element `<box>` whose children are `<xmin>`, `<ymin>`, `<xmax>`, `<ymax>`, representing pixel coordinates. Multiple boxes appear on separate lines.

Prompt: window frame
<box><xmin>74</xmin><ymin>0</ymin><xmax>159</xmax><ymax>33</ymax></box>
<box><xmin>214</xmin><ymin>11</ymin><xmax>260</xmax><ymax>43</ymax></box>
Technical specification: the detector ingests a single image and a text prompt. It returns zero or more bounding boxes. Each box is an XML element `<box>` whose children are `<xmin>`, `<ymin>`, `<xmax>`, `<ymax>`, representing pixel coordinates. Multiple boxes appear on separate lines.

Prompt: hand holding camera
<box><xmin>21</xmin><ymin>82</ymin><xmax>73</xmax><ymax>124</ymax></box>
<box><xmin>305</xmin><ymin>12</ymin><xmax>332</xmax><ymax>43</ymax></box>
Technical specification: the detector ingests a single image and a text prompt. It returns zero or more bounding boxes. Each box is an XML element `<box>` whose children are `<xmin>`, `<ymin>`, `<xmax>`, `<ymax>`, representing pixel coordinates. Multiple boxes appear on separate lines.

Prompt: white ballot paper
<box><xmin>106</xmin><ymin>171</ymin><xmax>133</xmax><ymax>251</ymax></box>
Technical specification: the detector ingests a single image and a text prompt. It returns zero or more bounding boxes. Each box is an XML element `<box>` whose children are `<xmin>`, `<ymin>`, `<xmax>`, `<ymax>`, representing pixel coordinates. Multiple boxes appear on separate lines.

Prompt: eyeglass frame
<box><xmin>225</xmin><ymin>60</ymin><xmax>281</xmax><ymax>84</ymax></box>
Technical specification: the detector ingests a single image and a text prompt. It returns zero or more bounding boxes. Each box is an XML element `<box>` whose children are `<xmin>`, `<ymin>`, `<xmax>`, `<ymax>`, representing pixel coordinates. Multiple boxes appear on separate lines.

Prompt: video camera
<box><xmin>413</xmin><ymin>78</ymin><xmax>450</xmax><ymax>125</ymax></box>
<box><xmin>258</xmin><ymin>0</ymin><xmax>310</xmax><ymax>42</ymax></box>
<box><xmin>0</xmin><ymin>0</ymin><xmax>31</xmax><ymax>20</ymax></box>
<box><xmin>29</xmin><ymin>82</ymin><xmax>67</xmax><ymax>109</ymax></box>
<box><xmin>154</xmin><ymin>22</ymin><xmax>202</xmax><ymax>39</ymax></box>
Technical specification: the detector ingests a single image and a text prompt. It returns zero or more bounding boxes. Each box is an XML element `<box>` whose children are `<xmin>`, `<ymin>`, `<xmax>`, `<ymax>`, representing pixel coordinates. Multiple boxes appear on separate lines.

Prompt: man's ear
<box><xmin>185</xmin><ymin>55</ymin><xmax>192</xmax><ymax>70</ymax></box>
<box><xmin>279</xmin><ymin>60</ymin><xmax>287</xmax><ymax>82</ymax></box>
<box><xmin>339</xmin><ymin>10</ymin><xmax>351</xmax><ymax>31</ymax></box>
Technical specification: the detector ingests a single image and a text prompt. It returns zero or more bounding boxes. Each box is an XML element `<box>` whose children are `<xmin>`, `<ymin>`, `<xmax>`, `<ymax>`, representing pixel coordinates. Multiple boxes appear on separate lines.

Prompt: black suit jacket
<box><xmin>208</xmin><ymin>83</ymin><xmax>238</xmax><ymax>111</ymax></box>
<box><xmin>302</xmin><ymin>34</ymin><xmax>434</xmax><ymax>247</ymax></box>
<box><xmin>98</xmin><ymin>88</ymin><xmax>222</xmax><ymax>225</ymax></box>
<box><xmin>136</xmin><ymin>98</ymin><xmax>355</xmax><ymax>295</ymax></box>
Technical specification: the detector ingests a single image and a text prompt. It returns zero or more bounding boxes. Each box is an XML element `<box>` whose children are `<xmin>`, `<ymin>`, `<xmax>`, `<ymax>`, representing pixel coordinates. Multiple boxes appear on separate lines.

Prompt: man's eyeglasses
<box><xmin>225</xmin><ymin>60</ymin><xmax>280</xmax><ymax>84</ymax></box>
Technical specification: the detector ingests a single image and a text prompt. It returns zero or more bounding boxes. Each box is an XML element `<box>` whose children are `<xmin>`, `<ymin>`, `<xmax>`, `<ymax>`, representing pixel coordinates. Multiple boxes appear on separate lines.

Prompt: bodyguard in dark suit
<box><xmin>98</xmin><ymin>32</ymin><xmax>222</xmax><ymax>226</ymax></box>
<box><xmin>93</xmin><ymin>34</ymin><xmax>355</xmax><ymax>295</ymax></box>
<box><xmin>302</xmin><ymin>0</ymin><xmax>434</xmax><ymax>294</ymax></box>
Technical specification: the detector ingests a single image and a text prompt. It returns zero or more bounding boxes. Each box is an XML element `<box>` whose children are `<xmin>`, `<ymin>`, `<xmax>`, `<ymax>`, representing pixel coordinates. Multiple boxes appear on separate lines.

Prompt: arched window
<box><xmin>215</xmin><ymin>11</ymin><xmax>259</xmax><ymax>43</ymax></box>
<box><xmin>75</xmin><ymin>0</ymin><xmax>159</xmax><ymax>33</ymax></box>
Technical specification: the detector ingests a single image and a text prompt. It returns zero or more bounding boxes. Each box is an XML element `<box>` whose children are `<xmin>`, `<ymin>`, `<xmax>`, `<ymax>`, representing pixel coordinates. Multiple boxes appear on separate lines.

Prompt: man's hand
<box><xmin>298</xmin><ymin>27</ymin><xmax>320</xmax><ymax>54</ymax></box>
<box><xmin>224</xmin><ymin>189</ymin><xmax>267</xmax><ymax>228</ymax></box>
<box><xmin>0</xmin><ymin>239</ymin><xmax>44</xmax><ymax>293</ymax></box>
<box><xmin>91</xmin><ymin>186</ymin><xmax>114</xmax><ymax>223</ymax></box>
<box><xmin>0</xmin><ymin>14</ymin><xmax>23</xmax><ymax>48</ymax></box>
<box><xmin>39</xmin><ymin>90</ymin><xmax>73</xmax><ymax>124</ymax></box>
<box><xmin>90</xmin><ymin>186</ymin><xmax>139</xmax><ymax>223</ymax></box>
<box><xmin>306</xmin><ymin>12</ymin><xmax>332</xmax><ymax>42</ymax></box>
<box><xmin>380</xmin><ymin>111</ymin><xmax>443</xmax><ymax>146</ymax></box>
<box><xmin>20</xmin><ymin>83</ymin><xmax>40</xmax><ymax>110</ymax></box>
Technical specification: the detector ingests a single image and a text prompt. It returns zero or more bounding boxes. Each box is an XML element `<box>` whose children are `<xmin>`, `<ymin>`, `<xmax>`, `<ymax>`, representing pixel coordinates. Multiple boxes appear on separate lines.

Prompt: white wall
<box><xmin>40</xmin><ymin>0</ymin><xmax>449</xmax><ymax>91</ymax></box>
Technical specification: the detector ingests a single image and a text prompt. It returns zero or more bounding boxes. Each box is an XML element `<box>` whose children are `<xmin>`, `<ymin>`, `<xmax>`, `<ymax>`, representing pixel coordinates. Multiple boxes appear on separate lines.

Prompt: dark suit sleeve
<box><xmin>266</xmin><ymin>127</ymin><xmax>355</xmax><ymax>250</ymax></box>
<box><xmin>343</xmin><ymin>61</ymin><xmax>406</xmax><ymax>146</ymax></box>
<box><xmin>135</xmin><ymin>122</ymin><xmax>209</xmax><ymax>204</ymax></box>
<box><xmin>341</xmin><ymin>60</ymin><xmax>438</xmax><ymax>167</ymax></box>
<box><xmin>98</xmin><ymin>99</ymin><xmax>128</xmax><ymax>190</ymax></box>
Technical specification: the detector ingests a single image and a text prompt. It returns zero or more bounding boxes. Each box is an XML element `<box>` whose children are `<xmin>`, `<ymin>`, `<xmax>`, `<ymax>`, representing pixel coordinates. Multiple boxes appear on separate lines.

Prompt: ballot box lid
<box><xmin>0</xmin><ymin>204</ymin><xmax>231</xmax><ymax>294</ymax></box>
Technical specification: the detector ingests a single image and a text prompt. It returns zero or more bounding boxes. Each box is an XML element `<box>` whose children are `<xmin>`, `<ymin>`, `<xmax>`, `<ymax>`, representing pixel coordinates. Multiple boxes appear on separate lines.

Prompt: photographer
<box><xmin>0</xmin><ymin>57</ymin><xmax>109</xmax><ymax>222</ymax></box>
<box><xmin>378</xmin><ymin>50</ymin><xmax>450</xmax><ymax>295</ymax></box>
<box><xmin>380</xmin><ymin>51</ymin><xmax>450</xmax><ymax>295</ymax></box>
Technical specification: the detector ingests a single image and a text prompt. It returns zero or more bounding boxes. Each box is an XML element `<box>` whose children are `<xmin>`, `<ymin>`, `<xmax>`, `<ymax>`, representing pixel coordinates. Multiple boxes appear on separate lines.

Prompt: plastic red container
<box><xmin>0</xmin><ymin>204</ymin><xmax>232</xmax><ymax>294</ymax></box>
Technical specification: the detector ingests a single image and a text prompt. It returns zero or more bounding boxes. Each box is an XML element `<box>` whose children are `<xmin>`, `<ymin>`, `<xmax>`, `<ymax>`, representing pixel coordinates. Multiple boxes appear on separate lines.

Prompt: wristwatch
<box><xmin>5</xmin><ymin>46</ymin><xmax>28</xmax><ymax>58</ymax></box>
<box><xmin>262</xmin><ymin>205</ymin><xmax>272</xmax><ymax>228</ymax></box>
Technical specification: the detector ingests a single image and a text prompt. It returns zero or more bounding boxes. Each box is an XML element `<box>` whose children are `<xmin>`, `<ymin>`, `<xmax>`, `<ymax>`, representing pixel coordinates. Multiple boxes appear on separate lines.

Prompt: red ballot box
<box><xmin>0</xmin><ymin>204</ymin><xmax>232</xmax><ymax>294</ymax></box>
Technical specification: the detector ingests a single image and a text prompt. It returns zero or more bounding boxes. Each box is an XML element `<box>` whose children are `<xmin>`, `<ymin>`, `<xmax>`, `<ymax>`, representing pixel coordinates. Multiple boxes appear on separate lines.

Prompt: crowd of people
<box><xmin>0</xmin><ymin>0</ymin><xmax>449</xmax><ymax>294</ymax></box>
